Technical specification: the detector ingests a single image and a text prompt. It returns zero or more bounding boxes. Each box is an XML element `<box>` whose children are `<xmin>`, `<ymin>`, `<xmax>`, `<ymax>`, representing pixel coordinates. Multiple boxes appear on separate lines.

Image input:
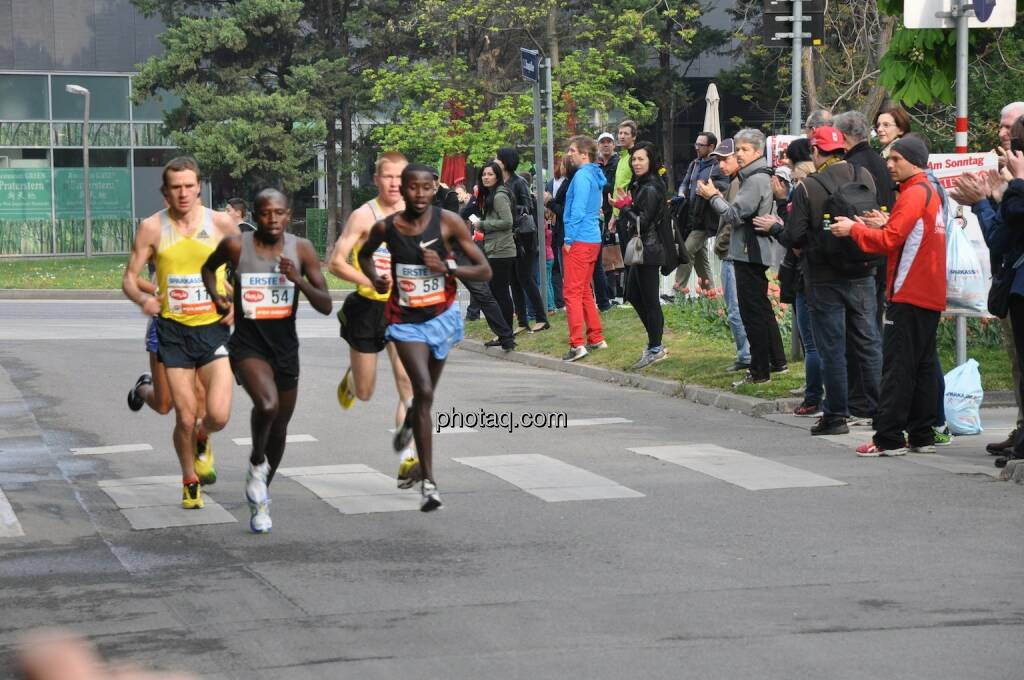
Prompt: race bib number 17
<box><xmin>240</xmin><ymin>272</ymin><xmax>295</xmax><ymax>320</ymax></box>
<box><xmin>395</xmin><ymin>263</ymin><xmax>446</xmax><ymax>308</ymax></box>
<box><xmin>167</xmin><ymin>274</ymin><xmax>214</xmax><ymax>315</ymax></box>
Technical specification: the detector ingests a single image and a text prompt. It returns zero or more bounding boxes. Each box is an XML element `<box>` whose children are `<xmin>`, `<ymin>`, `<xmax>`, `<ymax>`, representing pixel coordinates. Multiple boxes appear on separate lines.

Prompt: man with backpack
<box><xmin>760</xmin><ymin>126</ymin><xmax>882</xmax><ymax>435</ymax></box>
<box><xmin>831</xmin><ymin>135</ymin><xmax>946</xmax><ymax>456</ymax></box>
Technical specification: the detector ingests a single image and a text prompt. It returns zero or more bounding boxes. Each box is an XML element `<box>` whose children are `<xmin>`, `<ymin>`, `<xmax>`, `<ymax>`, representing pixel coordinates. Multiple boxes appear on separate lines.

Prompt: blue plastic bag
<box><xmin>944</xmin><ymin>358</ymin><xmax>984</xmax><ymax>435</ymax></box>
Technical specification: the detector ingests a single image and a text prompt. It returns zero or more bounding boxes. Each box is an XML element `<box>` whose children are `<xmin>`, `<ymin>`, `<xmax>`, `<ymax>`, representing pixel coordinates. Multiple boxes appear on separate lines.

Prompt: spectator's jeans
<box><xmin>675</xmin><ymin>229</ymin><xmax>714</xmax><ymax>288</ymax></box>
<box><xmin>720</xmin><ymin>260</ymin><xmax>750</xmax><ymax>364</ymax></box>
<box><xmin>551</xmin><ymin>246</ymin><xmax>565</xmax><ymax>309</ymax></box>
<box><xmin>525</xmin><ymin>256</ymin><xmax>556</xmax><ymax>318</ymax></box>
<box><xmin>592</xmin><ymin>251</ymin><xmax>611</xmax><ymax>310</ymax></box>
<box><xmin>808</xmin><ymin>277</ymin><xmax>882</xmax><ymax>422</ymax></box>
<box><xmin>873</xmin><ymin>303</ymin><xmax>940</xmax><ymax>450</ymax></box>
<box><xmin>795</xmin><ymin>293</ymin><xmax>823</xmax><ymax>407</ymax></box>
<box><xmin>733</xmin><ymin>261</ymin><xmax>786</xmax><ymax>379</ymax></box>
<box><xmin>510</xmin><ymin>232</ymin><xmax>548</xmax><ymax>327</ymax></box>
<box><xmin>563</xmin><ymin>243</ymin><xmax>604</xmax><ymax>348</ymax></box>
<box><xmin>545</xmin><ymin>258</ymin><xmax>555</xmax><ymax>310</ymax></box>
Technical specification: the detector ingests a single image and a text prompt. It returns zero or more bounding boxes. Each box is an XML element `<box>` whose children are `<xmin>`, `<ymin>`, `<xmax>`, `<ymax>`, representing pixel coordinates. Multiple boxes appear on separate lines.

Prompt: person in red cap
<box><xmin>755</xmin><ymin>125</ymin><xmax>882</xmax><ymax>437</ymax></box>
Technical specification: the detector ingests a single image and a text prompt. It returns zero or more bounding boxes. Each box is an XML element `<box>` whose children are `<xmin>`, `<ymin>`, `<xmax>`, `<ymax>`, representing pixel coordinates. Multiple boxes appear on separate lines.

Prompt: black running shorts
<box><xmin>155</xmin><ymin>317</ymin><xmax>231</xmax><ymax>369</ymax></box>
<box><xmin>338</xmin><ymin>292</ymin><xmax>388</xmax><ymax>354</ymax></box>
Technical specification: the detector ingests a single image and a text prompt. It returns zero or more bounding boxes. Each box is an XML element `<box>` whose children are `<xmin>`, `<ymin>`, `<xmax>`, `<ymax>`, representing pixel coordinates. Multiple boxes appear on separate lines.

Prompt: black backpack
<box><xmin>807</xmin><ymin>167</ymin><xmax>881</xmax><ymax>275</ymax></box>
<box><xmin>509</xmin><ymin>176</ymin><xmax>537</xmax><ymax>235</ymax></box>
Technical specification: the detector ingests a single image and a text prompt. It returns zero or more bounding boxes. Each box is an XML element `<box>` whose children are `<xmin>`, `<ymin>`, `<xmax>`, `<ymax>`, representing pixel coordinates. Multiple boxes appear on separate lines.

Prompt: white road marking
<box><xmin>0</xmin><ymin>488</ymin><xmax>25</xmax><ymax>538</ymax></box>
<box><xmin>98</xmin><ymin>476</ymin><xmax>235</xmax><ymax>530</ymax></box>
<box><xmin>71</xmin><ymin>443</ymin><xmax>153</xmax><ymax>456</ymax></box>
<box><xmin>389</xmin><ymin>426</ymin><xmax>478</xmax><ymax>434</ymax></box>
<box><xmin>629</xmin><ymin>444</ymin><xmax>846</xmax><ymax>491</ymax></box>
<box><xmin>454</xmin><ymin>454</ymin><xmax>644</xmax><ymax>502</ymax></box>
<box><xmin>278</xmin><ymin>464</ymin><xmax>419</xmax><ymax>514</ymax></box>
<box><xmin>232</xmin><ymin>434</ymin><xmax>317</xmax><ymax>446</ymax></box>
<box><xmin>566</xmin><ymin>417</ymin><xmax>632</xmax><ymax>427</ymax></box>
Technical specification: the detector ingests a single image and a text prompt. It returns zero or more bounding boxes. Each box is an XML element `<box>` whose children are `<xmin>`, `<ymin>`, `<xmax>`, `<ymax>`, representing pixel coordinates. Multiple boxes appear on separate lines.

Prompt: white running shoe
<box><xmin>249</xmin><ymin>499</ymin><xmax>272</xmax><ymax>534</ymax></box>
<box><xmin>420</xmin><ymin>480</ymin><xmax>442</xmax><ymax>512</ymax></box>
<box><xmin>245</xmin><ymin>461</ymin><xmax>270</xmax><ymax>504</ymax></box>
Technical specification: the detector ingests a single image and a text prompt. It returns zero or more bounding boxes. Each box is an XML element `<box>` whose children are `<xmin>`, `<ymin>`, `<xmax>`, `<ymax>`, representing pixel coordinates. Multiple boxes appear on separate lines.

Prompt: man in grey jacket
<box><xmin>698</xmin><ymin>128</ymin><xmax>786</xmax><ymax>385</ymax></box>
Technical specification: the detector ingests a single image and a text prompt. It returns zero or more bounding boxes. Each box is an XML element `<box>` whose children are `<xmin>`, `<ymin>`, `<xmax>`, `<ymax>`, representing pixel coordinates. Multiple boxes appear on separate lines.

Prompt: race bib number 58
<box><xmin>167</xmin><ymin>274</ymin><xmax>214</xmax><ymax>315</ymax></box>
<box><xmin>240</xmin><ymin>272</ymin><xmax>295</xmax><ymax>319</ymax></box>
<box><xmin>395</xmin><ymin>263</ymin><xmax>445</xmax><ymax>308</ymax></box>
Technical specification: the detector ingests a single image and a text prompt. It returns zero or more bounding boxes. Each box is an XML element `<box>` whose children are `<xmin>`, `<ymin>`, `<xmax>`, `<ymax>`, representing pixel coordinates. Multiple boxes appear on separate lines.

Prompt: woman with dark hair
<box><xmin>495</xmin><ymin>147</ymin><xmax>549</xmax><ymax>332</ymax></box>
<box><xmin>470</xmin><ymin>162</ymin><xmax>518</xmax><ymax>334</ymax></box>
<box><xmin>874</xmin><ymin>106</ymin><xmax>912</xmax><ymax>158</ymax></box>
<box><xmin>613</xmin><ymin>141</ymin><xmax>668</xmax><ymax>369</ymax></box>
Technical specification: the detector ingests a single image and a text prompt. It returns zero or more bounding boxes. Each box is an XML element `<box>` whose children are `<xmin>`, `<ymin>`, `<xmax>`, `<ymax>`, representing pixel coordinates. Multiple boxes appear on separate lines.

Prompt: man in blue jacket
<box><xmin>562</xmin><ymin>135</ymin><xmax>608</xmax><ymax>361</ymax></box>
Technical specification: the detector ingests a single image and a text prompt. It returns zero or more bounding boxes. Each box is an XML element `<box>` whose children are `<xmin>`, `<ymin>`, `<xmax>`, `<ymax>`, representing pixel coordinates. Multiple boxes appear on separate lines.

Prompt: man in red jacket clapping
<box><xmin>831</xmin><ymin>136</ymin><xmax>946</xmax><ymax>456</ymax></box>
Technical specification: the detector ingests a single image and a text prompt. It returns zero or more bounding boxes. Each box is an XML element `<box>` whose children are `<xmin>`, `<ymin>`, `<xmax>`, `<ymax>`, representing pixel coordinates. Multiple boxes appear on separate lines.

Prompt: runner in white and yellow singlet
<box><xmin>122</xmin><ymin>156</ymin><xmax>240</xmax><ymax>509</ymax></box>
<box><xmin>328</xmin><ymin>152</ymin><xmax>419</xmax><ymax>487</ymax></box>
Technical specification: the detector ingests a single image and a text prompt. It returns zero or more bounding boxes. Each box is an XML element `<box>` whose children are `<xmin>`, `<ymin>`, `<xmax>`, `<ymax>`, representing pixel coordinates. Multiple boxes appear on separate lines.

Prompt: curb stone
<box><xmin>458</xmin><ymin>338</ymin><xmax>1014</xmax><ymax>417</ymax></box>
<box><xmin>458</xmin><ymin>338</ymin><xmax>797</xmax><ymax>418</ymax></box>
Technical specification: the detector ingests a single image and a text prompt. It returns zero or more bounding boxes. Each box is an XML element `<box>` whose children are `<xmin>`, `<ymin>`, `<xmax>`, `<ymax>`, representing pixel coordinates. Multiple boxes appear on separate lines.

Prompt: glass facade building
<box><xmin>0</xmin><ymin>1</ymin><xmax>175</xmax><ymax>255</ymax></box>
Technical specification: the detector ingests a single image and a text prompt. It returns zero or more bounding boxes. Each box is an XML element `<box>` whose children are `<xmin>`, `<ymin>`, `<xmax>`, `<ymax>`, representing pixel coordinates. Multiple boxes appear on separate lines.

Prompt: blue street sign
<box><xmin>520</xmin><ymin>48</ymin><xmax>539</xmax><ymax>83</ymax></box>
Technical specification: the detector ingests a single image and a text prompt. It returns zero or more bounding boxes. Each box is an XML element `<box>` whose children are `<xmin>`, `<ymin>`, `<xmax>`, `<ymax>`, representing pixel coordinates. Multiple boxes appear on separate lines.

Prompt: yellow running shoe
<box><xmin>337</xmin><ymin>368</ymin><xmax>356</xmax><ymax>410</ymax></box>
<box><xmin>194</xmin><ymin>437</ymin><xmax>217</xmax><ymax>486</ymax></box>
<box><xmin>396</xmin><ymin>456</ymin><xmax>421</xmax><ymax>489</ymax></box>
<box><xmin>182</xmin><ymin>480</ymin><xmax>204</xmax><ymax>509</ymax></box>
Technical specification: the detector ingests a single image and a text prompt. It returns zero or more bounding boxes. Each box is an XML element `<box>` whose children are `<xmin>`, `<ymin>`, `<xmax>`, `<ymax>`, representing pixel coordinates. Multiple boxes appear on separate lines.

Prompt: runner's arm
<box><xmin>443</xmin><ymin>212</ymin><xmax>491</xmax><ymax>283</ymax></box>
<box><xmin>358</xmin><ymin>220</ymin><xmax>390</xmax><ymax>294</ymax></box>
<box><xmin>293</xmin><ymin>239</ymin><xmax>333</xmax><ymax>315</ymax></box>
<box><xmin>328</xmin><ymin>207</ymin><xmax>374</xmax><ymax>288</ymax></box>
<box><xmin>201</xmin><ymin>238</ymin><xmax>239</xmax><ymax>315</ymax></box>
<box><xmin>122</xmin><ymin>218</ymin><xmax>161</xmax><ymax>316</ymax></box>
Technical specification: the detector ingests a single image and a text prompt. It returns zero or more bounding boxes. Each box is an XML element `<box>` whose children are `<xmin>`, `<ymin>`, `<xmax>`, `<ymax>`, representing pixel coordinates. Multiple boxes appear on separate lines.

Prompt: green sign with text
<box><xmin>0</xmin><ymin>168</ymin><xmax>52</xmax><ymax>220</ymax></box>
<box><xmin>55</xmin><ymin>168</ymin><xmax>132</xmax><ymax>219</ymax></box>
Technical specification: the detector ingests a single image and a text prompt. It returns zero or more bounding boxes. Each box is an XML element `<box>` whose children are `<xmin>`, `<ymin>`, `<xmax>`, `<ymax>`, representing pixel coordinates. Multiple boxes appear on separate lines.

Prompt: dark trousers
<box><xmin>733</xmin><ymin>261</ymin><xmax>786</xmax><ymax>379</ymax></box>
<box><xmin>592</xmin><ymin>255</ymin><xmax>611</xmax><ymax>310</ymax></box>
<box><xmin>1010</xmin><ymin>297</ymin><xmax>1024</xmax><ymax>454</ymax></box>
<box><xmin>807</xmin><ymin>277</ymin><xmax>882</xmax><ymax>421</ymax></box>
<box><xmin>873</xmin><ymin>303</ymin><xmax>940</xmax><ymax>450</ymax></box>
<box><xmin>510</xmin><ymin>232</ymin><xmax>548</xmax><ymax>327</ymax></box>
<box><xmin>487</xmin><ymin>256</ymin><xmax>517</xmax><ymax>332</ymax></box>
<box><xmin>625</xmin><ymin>263</ymin><xmax>664</xmax><ymax>349</ymax></box>
<box><xmin>847</xmin><ymin>269</ymin><xmax>888</xmax><ymax>416</ymax></box>
<box><xmin>551</xmin><ymin>246</ymin><xmax>565</xmax><ymax>309</ymax></box>
<box><xmin>460</xmin><ymin>251</ymin><xmax>512</xmax><ymax>345</ymax></box>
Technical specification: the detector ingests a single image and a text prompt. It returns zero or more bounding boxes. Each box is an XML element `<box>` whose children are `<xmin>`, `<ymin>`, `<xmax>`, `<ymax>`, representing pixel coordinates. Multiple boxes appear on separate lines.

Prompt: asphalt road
<box><xmin>1</xmin><ymin>300</ymin><xmax>1022</xmax><ymax>679</ymax></box>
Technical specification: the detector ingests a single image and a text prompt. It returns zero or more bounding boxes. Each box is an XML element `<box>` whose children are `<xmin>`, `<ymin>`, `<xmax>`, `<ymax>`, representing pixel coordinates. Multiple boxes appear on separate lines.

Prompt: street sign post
<box><xmin>520</xmin><ymin>49</ymin><xmax>539</xmax><ymax>83</ymax></box>
<box><xmin>760</xmin><ymin>0</ymin><xmax>825</xmax><ymax>135</ymax></box>
<box><xmin>521</xmin><ymin>48</ymin><xmax>546</xmax><ymax>307</ymax></box>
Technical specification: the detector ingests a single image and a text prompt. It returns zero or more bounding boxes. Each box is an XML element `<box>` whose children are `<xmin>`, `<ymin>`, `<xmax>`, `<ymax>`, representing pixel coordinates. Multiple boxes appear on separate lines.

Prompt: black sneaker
<box><xmin>811</xmin><ymin>417</ymin><xmax>850</xmax><ymax>436</ymax></box>
<box><xmin>770</xmin><ymin>363</ymin><xmax>789</xmax><ymax>374</ymax></box>
<box><xmin>725</xmin><ymin>361</ymin><xmax>751</xmax><ymax>373</ymax></box>
<box><xmin>501</xmin><ymin>342</ymin><xmax>516</xmax><ymax>353</ymax></box>
<box><xmin>127</xmin><ymin>373</ymin><xmax>152</xmax><ymax>412</ymax></box>
<box><xmin>731</xmin><ymin>371</ymin><xmax>770</xmax><ymax>388</ymax></box>
<box><xmin>987</xmin><ymin>427</ymin><xmax>1020</xmax><ymax>455</ymax></box>
<box><xmin>484</xmin><ymin>338</ymin><xmax>502</xmax><ymax>347</ymax></box>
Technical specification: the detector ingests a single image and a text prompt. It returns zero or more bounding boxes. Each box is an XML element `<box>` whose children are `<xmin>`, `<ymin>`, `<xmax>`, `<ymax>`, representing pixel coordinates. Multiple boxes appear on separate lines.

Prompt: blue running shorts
<box><xmin>384</xmin><ymin>303</ymin><xmax>464</xmax><ymax>360</ymax></box>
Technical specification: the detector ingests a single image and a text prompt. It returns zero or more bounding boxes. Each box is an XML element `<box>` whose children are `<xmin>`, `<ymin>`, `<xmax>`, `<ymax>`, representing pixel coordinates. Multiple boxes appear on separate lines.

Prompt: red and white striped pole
<box><xmin>954</xmin><ymin>0</ymin><xmax>969</xmax><ymax>153</ymax></box>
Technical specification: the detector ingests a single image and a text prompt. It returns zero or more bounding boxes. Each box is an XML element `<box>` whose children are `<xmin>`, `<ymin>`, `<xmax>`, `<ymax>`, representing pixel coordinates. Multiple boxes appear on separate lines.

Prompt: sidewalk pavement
<box><xmin>0</xmin><ymin>288</ymin><xmax>352</xmax><ymax>301</ymax></box>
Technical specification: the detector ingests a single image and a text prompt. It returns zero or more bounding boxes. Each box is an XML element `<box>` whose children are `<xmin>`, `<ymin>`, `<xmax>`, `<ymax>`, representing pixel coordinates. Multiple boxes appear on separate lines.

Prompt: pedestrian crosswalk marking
<box><xmin>278</xmin><ymin>465</ymin><xmax>420</xmax><ymax>514</ymax></box>
<box><xmin>390</xmin><ymin>426</ymin><xmax>478</xmax><ymax>434</ymax></box>
<box><xmin>453</xmin><ymin>454</ymin><xmax>644</xmax><ymax>502</ymax></box>
<box><xmin>98</xmin><ymin>476</ymin><xmax>235</xmax><ymax>530</ymax></box>
<box><xmin>71</xmin><ymin>443</ymin><xmax>153</xmax><ymax>456</ymax></box>
<box><xmin>0</xmin><ymin>488</ymin><xmax>25</xmax><ymax>538</ymax></box>
<box><xmin>628</xmin><ymin>444</ymin><xmax>846</xmax><ymax>491</ymax></box>
<box><xmin>566</xmin><ymin>417</ymin><xmax>632</xmax><ymax>427</ymax></box>
<box><xmin>232</xmin><ymin>434</ymin><xmax>317</xmax><ymax>446</ymax></box>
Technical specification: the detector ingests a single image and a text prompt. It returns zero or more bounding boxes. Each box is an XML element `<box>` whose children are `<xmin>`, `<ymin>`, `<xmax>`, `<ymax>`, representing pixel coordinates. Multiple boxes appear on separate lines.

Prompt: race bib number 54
<box><xmin>240</xmin><ymin>272</ymin><xmax>295</xmax><ymax>319</ymax></box>
<box><xmin>395</xmin><ymin>263</ymin><xmax>445</xmax><ymax>308</ymax></box>
<box><xmin>167</xmin><ymin>274</ymin><xmax>214</xmax><ymax>315</ymax></box>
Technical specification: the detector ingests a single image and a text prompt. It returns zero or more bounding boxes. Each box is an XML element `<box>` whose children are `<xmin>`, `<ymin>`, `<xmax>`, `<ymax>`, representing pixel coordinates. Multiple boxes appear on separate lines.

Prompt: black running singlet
<box><xmin>230</xmin><ymin>232</ymin><xmax>301</xmax><ymax>353</ymax></box>
<box><xmin>383</xmin><ymin>206</ymin><xmax>457</xmax><ymax>325</ymax></box>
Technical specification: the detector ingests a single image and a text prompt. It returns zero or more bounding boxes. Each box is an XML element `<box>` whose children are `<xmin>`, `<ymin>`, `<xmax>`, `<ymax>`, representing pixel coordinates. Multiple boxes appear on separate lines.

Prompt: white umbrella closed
<box><xmin>703</xmin><ymin>83</ymin><xmax>721</xmax><ymax>141</ymax></box>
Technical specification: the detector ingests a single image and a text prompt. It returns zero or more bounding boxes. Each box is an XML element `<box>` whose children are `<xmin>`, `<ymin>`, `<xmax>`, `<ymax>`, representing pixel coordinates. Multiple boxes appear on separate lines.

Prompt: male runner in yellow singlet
<box><xmin>122</xmin><ymin>156</ymin><xmax>240</xmax><ymax>509</ymax></box>
<box><xmin>329</xmin><ymin>152</ymin><xmax>418</xmax><ymax>486</ymax></box>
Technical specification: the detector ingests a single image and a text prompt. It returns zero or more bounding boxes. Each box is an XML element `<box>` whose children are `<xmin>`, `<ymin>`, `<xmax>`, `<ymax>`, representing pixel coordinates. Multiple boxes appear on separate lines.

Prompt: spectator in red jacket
<box><xmin>831</xmin><ymin>135</ymin><xmax>946</xmax><ymax>456</ymax></box>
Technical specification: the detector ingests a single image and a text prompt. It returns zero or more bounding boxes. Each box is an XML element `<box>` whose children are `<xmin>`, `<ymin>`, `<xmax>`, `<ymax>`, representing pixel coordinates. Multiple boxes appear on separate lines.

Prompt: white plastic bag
<box><xmin>944</xmin><ymin>358</ymin><xmax>984</xmax><ymax>435</ymax></box>
<box><xmin>946</xmin><ymin>222</ymin><xmax>988</xmax><ymax>313</ymax></box>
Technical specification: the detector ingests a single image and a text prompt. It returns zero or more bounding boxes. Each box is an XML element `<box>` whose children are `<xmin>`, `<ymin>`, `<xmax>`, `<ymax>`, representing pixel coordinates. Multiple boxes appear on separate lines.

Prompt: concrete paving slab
<box><xmin>120</xmin><ymin>504</ymin><xmax>237</xmax><ymax>530</ymax></box>
<box><xmin>629</xmin><ymin>444</ymin><xmax>847</xmax><ymax>490</ymax></box>
<box><xmin>232</xmin><ymin>433</ymin><xmax>317</xmax><ymax>446</ymax></box>
<box><xmin>278</xmin><ymin>464</ymin><xmax>376</xmax><ymax>477</ymax></box>
<box><xmin>98</xmin><ymin>477</ymin><xmax>237</xmax><ymax>530</ymax></box>
<box><xmin>70</xmin><ymin>443</ymin><xmax>153</xmax><ymax>455</ymax></box>
<box><xmin>0</xmin><ymin>487</ymin><xmax>24</xmax><ymax>537</ymax></box>
<box><xmin>566</xmin><ymin>417</ymin><xmax>632</xmax><ymax>427</ymax></box>
<box><xmin>322</xmin><ymin>493</ymin><xmax>421</xmax><ymax>514</ymax></box>
<box><xmin>290</xmin><ymin>471</ymin><xmax>404</xmax><ymax>499</ymax></box>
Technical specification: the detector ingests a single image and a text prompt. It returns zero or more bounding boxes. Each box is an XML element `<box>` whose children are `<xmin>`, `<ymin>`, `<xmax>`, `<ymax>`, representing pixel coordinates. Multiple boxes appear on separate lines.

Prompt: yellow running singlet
<box><xmin>353</xmin><ymin>198</ymin><xmax>391</xmax><ymax>303</ymax></box>
<box><xmin>156</xmin><ymin>208</ymin><xmax>227</xmax><ymax>326</ymax></box>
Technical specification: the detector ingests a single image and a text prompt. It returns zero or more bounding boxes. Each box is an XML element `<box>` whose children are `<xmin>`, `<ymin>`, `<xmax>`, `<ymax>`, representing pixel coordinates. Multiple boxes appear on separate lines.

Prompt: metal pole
<box><xmin>544</xmin><ymin>57</ymin><xmax>555</xmax><ymax>183</ymax></box>
<box><xmin>533</xmin><ymin>79</ymin><xmax>547</xmax><ymax>312</ymax></box>
<box><xmin>82</xmin><ymin>91</ymin><xmax>92</xmax><ymax>257</ymax></box>
<box><xmin>956</xmin><ymin>314</ymin><xmax>968</xmax><ymax>366</ymax></box>
<box><xmin>790</xmin><ymin>0</ymin><xmax>802</xmax><ymax>135</ymax></box>
<box><xmin>954</xmin><ymin>0</ymin><xmax>969</xmax><ymax>153</ymax></box>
